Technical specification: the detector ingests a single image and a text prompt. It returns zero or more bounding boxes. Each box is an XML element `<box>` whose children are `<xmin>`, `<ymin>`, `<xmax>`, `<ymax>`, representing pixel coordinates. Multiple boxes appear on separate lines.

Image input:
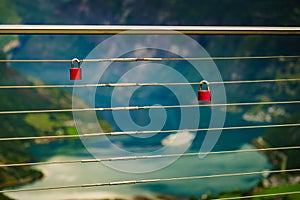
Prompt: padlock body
<box><xmin>70</xmin><ymin>68</ymin><xmax>82</xmax><ymax>80</ymax></box>
<box><xmin>198</xmin><ymin>90</ymin><xmax>211</xmax><ymax>101</ymax></box>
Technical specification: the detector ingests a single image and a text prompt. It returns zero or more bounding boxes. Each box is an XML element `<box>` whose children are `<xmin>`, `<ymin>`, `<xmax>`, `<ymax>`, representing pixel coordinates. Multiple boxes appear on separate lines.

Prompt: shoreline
<box><xmin>0</xmin><ymin>168</ymin><xmax>43</xmax><ymax>200</ymax></box>
<box><xmin>3</xmin><ymin>142</ymin><xmax>272</xmax><ymax>200</ymax></box>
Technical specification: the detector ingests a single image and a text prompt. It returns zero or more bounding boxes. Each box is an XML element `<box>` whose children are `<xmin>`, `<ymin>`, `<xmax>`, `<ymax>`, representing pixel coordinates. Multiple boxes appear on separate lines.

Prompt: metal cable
<box><xmin>1</xmin><ymin>146</ymin><xmax>299</xmax><ymax>168</ymax></box>
<box><xmin>0</xmin><ymin>25</ymin><xmax>299</xmax><ymax>197</ymax></box>
<box><xmin>0</xmin><ymin>78</ymin><xmax>299</xmax><ymax>89</ymax></box>
<box><xmin>212</xmin><ymin>191</ymin><xmax>300</xmax><ymax>200</ymax></box>
<box><xmin>0</xmin><ymin>100</ymin><xmax>299</xmax><ymax>115</ymax></box>
<box><xmin>1</xmin><ymin>168</ymin><xmax>299</xmax><ymax>193</ymax></box>
<box><xmin>0</xmin><ymin>55</ymin><xmax>300</xmax><ymax>63</ymax></box>
<box><xmin>0</xmin><ymin>123</ymin><xmax>299</xmax><ymax>142</ymax></box>
<box><xmin>1</xmin><ymin>25</ymin><xmax>300</xmax><ymax>35</ymax></box>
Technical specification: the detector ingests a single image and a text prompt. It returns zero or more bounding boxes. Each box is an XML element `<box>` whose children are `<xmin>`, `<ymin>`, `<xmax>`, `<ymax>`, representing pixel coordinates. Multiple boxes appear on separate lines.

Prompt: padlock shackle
<box><xmin>71</xmin><ymin>58</ymin><xmax>81</xmax><ymax>68</ymax></box>
<box><xmin>199</xmin><ymin>80</ymin><xmax>210</xmax><ymax>91</ymax></box>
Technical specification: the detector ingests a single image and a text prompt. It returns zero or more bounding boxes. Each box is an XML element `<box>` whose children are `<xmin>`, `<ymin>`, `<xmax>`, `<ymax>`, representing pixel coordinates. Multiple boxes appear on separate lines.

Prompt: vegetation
<box><xmin>254</xmin><ymin>113</ymin><xmax>300</xmax><ymax>170</ymax></box>
<box><xmin>0</xmin><ymin>193</ymin><xmax>13</xmax><ymax>200</ymax></box>
<box><xmin>0</xmin><ymin>0</ymin><xmax>299</xmax><ymax>199</ymax></box>
<box><xmin>206</xmin><ymin>113</ymin><xmax>300</xmax><ymax>199</ymax></box>
<box><xmin>0</xmin><ymin>52</ymin><xmax>112</xmax><ymax>199</ymax></box>
<box><xmin>209</xmin><ymin>183</ymin><xmax>300</xmax><ymax>200</ymax></box>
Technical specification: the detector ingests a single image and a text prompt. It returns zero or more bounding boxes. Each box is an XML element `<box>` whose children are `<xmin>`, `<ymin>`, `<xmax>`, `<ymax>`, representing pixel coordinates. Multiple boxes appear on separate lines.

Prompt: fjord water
<box><xmin>7</xmin><ymin>36</ymin><xmax>272</xmax><ymax>199</ymax></box>
<box><xmin>6</xmin><ymin>109</ymin><xmax>271</xmax><ymax>199</ymax></box>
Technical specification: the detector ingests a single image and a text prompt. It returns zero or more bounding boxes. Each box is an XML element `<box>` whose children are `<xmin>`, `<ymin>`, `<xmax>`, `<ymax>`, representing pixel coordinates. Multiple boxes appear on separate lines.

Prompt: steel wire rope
<box><xmin>211</xmin><ymin>191</ymin><xmax>300</xmax><ymax>200</ymax></box>
<box><xmin>1</xmin><ymin>168</ymin><xmax>299</xmax><ymax>193</ymax></box>
<box><xmin>1</xmin><ymin>25</ymin><xmax>300</xmax><ymax>35</ymax></box>
<box><xmin>0</xmin><ymin>123</ymin><xmax>299</xmax><ymax>142</ymax></box>
<box><xmin>0</xmin><ymin>146</ymin><xmax>299</xmax><ymax>168</ymax></box>
<box><xmin>0</xmin><ymin>55</ymin><xmax>300</xmax><ymax>63</ymax></box>
<box><xmin>0</xmin><ymin>100</ymin><xmax>299</xmax><ymax>115</ymax></box>
<box><xmin>0</xmin><ymin>78</ymin><xmax>299</xmax><ymax>89</ymax></box>
<box><xmin>1</xmin><ymin>25</ymin><xmax>300</xmax><ymax>196</ymax></box>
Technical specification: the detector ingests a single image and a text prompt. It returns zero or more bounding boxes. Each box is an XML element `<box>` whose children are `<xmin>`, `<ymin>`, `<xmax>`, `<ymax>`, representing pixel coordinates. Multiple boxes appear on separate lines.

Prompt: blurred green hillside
<box><xmin>0</xmin><ymin>0</ymin><xmax>300</xmax><ymax>199</ymax></box>
<box><xmin>0</xmin><ymin>51</ymin><xmax>111</xmax><ymax>199</ymax></box>
<box><xmin>1</xmin><ymin>0</ymin><xmax>300</xmax><ymax>105</ymax></box>
<box><xmin>0</xmin><ymin>51</ymin><xmax>74</xmax><ymax>189</ymax></box>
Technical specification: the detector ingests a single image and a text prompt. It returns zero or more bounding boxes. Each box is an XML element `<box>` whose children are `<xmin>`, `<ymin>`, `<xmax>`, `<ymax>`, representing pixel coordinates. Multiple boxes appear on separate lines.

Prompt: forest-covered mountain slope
<box><xmin>1</xmin><ymin>0</ymin><xmax>299</xmax><ymax>106</ymax></box>
<box><xmin>0</xmin><ymin>51</ymin><xmax>75</xmax><ymax>189</ymax></box>
<box><xmin>0</xmin><ymin>1</ymin><xmax>299</xmax><ymax>199</ymax></box>
<box><xmin>0</xmin><ymin>51</ymin><xmax>113</xmax><ymax>199</ymax></box>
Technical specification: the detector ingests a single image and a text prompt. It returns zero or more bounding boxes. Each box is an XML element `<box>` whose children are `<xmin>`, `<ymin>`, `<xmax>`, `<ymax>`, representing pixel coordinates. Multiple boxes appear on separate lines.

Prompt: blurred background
<box><xmin>0</xmin><ymin>0</ymin><xmax>300</xmax><ymax>199</ymax></box>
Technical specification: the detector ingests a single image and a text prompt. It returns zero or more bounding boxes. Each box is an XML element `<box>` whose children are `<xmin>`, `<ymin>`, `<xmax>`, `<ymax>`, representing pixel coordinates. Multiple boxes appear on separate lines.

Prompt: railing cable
<box><xmin>0</xmin><ymin>25</ymin><xmax>300</xmax><ymax>35</ymax></box>
<box><xmin>212</xmin><ymin>191</ymin><xmax>300</xmax><ymax>200</ymax></box>
<box><xmin>0</xmin><ymin>146</ymin><xmax>299</xmax><ymax>168</ymax></box>
<box><xmin>0</xmin><ymin>78</ymin><xmax>299</xmax><ymax>89</ymax></box>
<box><xmin>1</xmin><ymin>25</ymin><xmax>300</xmax><ymax>197</ymax></box>
<box><xmin>1</xmin><ymin>168</ymin><xmax>299</xmax><ymax>193</ymax></box>
<box><xmin>0</xmin><ymin>100</ymin><xmax>299</xmax><ymax>115</ymax></box>
<box><xmin>0</xmin><ymin>123</ymin><xmax>299</xmax><ymax>142</ymax></box>
<box><xmin>0</xmin><ymin>55</ymin><xmax>300</xmax><ymax>63</ymax></box>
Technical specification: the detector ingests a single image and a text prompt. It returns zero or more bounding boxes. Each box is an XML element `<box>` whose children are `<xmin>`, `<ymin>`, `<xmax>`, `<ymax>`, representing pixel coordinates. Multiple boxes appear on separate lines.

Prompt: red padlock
<box><xmin>198</xmin><ymin>80</ymin><xmax>211</xmax><ymax>102</ymax></box>
<box><xmin>70</xmin><ymin>58</ymin><xmax>82</xmax><ymax>80</ymax></box>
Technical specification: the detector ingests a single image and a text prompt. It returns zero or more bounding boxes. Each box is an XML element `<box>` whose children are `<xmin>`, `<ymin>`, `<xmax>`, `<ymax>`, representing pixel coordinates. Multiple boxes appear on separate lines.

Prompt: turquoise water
<box><xmin>7</xmin><ymin>144</ymin><xmax>271</xmax><ymax>199</ymax></box>
<box><xmin>6</xmin><ymin>111</ymin><xmax>272</xmax><ymax>200</ymax></box>
<box><xmin>6</xmin><ymin>43</ymin><xmax>273</xmax><ymax>199</ymax></box>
